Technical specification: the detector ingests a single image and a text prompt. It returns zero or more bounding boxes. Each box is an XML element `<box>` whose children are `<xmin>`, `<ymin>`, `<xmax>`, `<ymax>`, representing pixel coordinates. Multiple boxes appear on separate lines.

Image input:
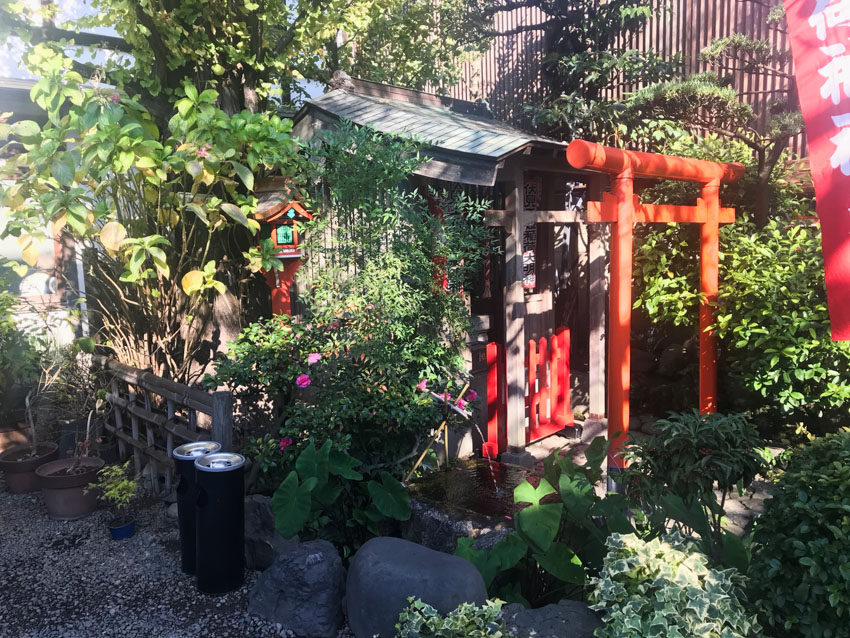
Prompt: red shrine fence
<box><xmin>485</xmin><ymin>327</ymin><xmax>573</xmax><ymax>456</ymax></box>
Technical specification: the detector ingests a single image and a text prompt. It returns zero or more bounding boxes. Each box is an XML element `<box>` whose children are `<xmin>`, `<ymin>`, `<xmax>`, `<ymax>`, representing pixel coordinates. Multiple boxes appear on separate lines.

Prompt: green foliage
<box><xmin>0</xmin><ymin>276</ymin><xmax>44</xmax><ymax>412</ymax></box>
<box><xmin>457</xmin><ymin>437</ymin><xmax>635</xmax><ymax>607</ymax></box>
<box><xmin>3</xmin><ymin>0</ymin><xmax>491</xmax><ymax>118</ymax></box>
<box><xmin>590</xmin><ymin>532</ymin><xmax>761</xmax><ymax>637</ymax></box>
<box><xmin>212</xmin><ymin>123</ymin><xmax>490</xmax><ymax>471</ymax></box>
<box><xmin>520</xmin><ymin>0</ymin><xmax>679</xmax><ymax>142</ymax></box>
<box><xmin>716</xmin><ymin>219</ymin><xmax>850</xmax><ymax>429</ymax></box>
<box><xmin>0</xmin><ymin>47</ymin><xmax>299</xmax><ymax>383</ymax></box>
<box><xmin>750</xmin><ymin>429</ymin><xmax>850</xmax><ymax>637</ymax></box>
<box><xmin>395</xmin><ymin>598</ymin><xmax>505</xmax><ymax>638</ymax></box>
<box><xmin>271</xmin><ymin>440</ymin><xmax>409</xmax><ymax>555</ymax></box>
<box><xmin>623</xmin><ymin>411</ymin><xmax>764</xmax><ymax>569</ymax></box>
<box><xmin>91</xmin><ymin>461</ymin><xmax>139</xmax><ymax>519</ymax></box>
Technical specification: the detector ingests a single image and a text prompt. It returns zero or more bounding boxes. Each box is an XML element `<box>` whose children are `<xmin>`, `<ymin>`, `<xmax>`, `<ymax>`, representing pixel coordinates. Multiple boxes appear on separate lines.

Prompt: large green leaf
<box><xmin>367</xmin><ymin>471</ymin><xmax>410</xmax><ymax>521</ymax></box>
<box><xmin>220</xmin><ymin>202</ymin><xmax>252</xmax><ymax>229</ymax></box>
<box><xmin>295</xmin><ymin>440</ymin><xmax>330</xmax><ymax>483</ymax></box>
<box><xmin>514</xmin><ymin>477</ymin><xmax>556</xmax><ymax>506</ymax></box>
<box><xmin>11</xmin><ymin>119</ymin><xmax>40</xmax><ymax>139</ymax></box>
<box><xmin>51</xmin><ymin>156</ymin><xmax>75</xmax><ymax>187</ymax></box>
<box><xmin>456</xmin><ymin>533</ymin><xmax>529</xmax><ymax>588</ymax></box>
<box><xmin>534</xmin><ymin>542</ymin><xmax>585</xmax><ymax>584</ymax></box>
<box><xmin>328</xmin><ymin>449</ymin><xmax>363</xmax><ymax>480</ymax></box>
<box><xmin>231</xmin><ymin>161</ymin><xmax>254</xmax><ymax>190</ymax></box>
<box><xmin>272</xmin><ymin>471</ymin><xmax>313</xmax><ymax>539</ymax></box>
<box><xmin>559</xmin><ymin>474</ymin><xmax>594</xmax><ymax>522</ymax></box>
<box><xmin>516</xmin><ymin>502</ymin><xmax>563</xmax><ymax>555</ymax></box>
<box><xmin>660</xmin><ymin>493</ymin><xmax>712</xmax><ymax>541</ymax></box>
<box><xmin>721</xmin><ymin>530</ymin><xmax>749</xmax><ymax>572</ymax></box>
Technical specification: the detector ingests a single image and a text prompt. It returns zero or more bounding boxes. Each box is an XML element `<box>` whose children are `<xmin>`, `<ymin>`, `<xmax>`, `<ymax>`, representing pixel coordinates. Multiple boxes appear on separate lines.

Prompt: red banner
<box><xmin>785</xmin><ymin>0</ymin><xmax>850</xmax><ymax>340</ymax></box>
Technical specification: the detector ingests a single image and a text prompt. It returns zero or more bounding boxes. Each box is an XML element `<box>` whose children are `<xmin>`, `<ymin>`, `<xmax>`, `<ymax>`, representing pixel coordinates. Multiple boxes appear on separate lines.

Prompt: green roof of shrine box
<box><xmin>291</xmin><ymin>76</ymin><xmax>566</xmax><ymax>186</ymax></box>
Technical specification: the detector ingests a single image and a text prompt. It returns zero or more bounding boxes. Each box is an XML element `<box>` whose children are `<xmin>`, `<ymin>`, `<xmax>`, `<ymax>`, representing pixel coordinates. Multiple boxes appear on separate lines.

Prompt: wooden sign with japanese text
<box><xmin>785</xmin><ymin>0</ymin><xmax>850</xmax><ymax>340</ymax></box>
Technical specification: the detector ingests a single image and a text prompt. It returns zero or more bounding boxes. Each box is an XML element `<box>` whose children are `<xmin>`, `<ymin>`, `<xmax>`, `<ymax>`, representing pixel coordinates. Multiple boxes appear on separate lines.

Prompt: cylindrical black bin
<box><xmin>173</xmin><ymin>441</ymin><xmax>221</xmax><ymax>574</ymax></box>
<box><xmin>194</xmin><ymin>452</ymin><xmax>245</xmax><ymax>595</ymax></box>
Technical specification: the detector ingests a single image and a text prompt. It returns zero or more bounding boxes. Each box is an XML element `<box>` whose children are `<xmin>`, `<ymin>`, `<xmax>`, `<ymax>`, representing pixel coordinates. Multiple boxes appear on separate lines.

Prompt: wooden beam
<box><xmin>587</xmin><ymin>194</ymin><xmax>735</xmax><ymax>224</ymax></box>
<box><xmin>486</xmin><ymin>209</ymin><xmax>585</xmax><ymax>226</ymax></box>
<box><xmin>588</xmin><ymin>224</ymin><xmax>608</xmax><ymax>419</ymax></box>
<box><xmin>504</xmin><ymin>167</ymin><xmax>527</xmax><ymax>450</ymax></box>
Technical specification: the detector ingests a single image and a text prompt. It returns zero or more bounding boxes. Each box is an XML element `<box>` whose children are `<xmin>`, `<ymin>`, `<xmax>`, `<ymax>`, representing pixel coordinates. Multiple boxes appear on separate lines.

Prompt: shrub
<box><xmin>395</xmin><ymin>598</ymin><xmax>505</xmax><ymax>638</ymax></box>
<box><xmin>750</xmin><ymin>429</ymin><xmax>850</xmax><ymax>637</ymax></box>
<box><xmin>590</xmin><ymin>532</ymin><xmax>761</xmax><ymax>638</ymax></box>
<box><xmin>623</xmin><ymin>411</ymin><xmax>765</xmax><ymax>568</ymax></box>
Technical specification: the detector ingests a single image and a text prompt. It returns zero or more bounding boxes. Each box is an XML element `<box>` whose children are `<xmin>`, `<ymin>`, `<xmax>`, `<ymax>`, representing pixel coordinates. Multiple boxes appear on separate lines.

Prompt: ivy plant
<box><xmin>590</xmin><ymin>532</ymin><xmax>761</xmax><ymax>638</ymax></box>
<box><xmin>395</xmin><ymin>598</ymin><xmax>505</xmax><ymax>638</ymax></box>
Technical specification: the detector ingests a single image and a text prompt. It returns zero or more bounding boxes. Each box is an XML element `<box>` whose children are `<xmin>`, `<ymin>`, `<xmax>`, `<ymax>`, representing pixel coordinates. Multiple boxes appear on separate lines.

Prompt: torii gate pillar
<box><xmin>567</xmin><ymin>141</ymin><xmax>745</xmax><ymax>487</ymax></box>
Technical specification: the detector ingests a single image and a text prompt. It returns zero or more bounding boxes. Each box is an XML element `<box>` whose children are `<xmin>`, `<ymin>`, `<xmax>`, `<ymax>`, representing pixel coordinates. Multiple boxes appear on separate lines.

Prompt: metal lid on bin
<box><xmin>195</xmin><ymin>452</ymin><xmax>246</xmax><ymax>472</ymax></box>
<box><xmin>173</xmin><ymin>441</ymin><xmax>221</xmax><ymax>460</ymax></box>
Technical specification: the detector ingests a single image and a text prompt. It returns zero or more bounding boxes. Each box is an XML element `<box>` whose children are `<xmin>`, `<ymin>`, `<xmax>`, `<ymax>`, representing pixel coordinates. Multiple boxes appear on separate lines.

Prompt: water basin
<box><xmin>408</xmin><ymin>458</ymin><xmax>532</xmax><ymax>518</ymax></box>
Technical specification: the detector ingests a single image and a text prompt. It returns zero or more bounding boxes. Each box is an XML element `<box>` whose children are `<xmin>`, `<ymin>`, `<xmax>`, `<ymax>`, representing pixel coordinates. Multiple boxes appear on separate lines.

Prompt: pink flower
<box><xmin>440</xmin><ymin>392</ymin><xmax>452</xmax><ymax>402</ymax></box>
<box><xmin>295</xmin><ymin>333</ymin><xmax>302</xmax><ymax>339</ymax></box>
<box><xmin>111</xmin><ymin>92</ymin><xmax>120</xmax><ymax>104</ymax></box>
<box><xmin>196</xmin><ymin>148</ymin><xmax>208</xmax><ymax>158</ymax></box>
<box><xmin>295</xmin><ymin>374</ymin><xmax>311</xmax><ymax>388</ymax></box>
<box><xmin>456</xmin><ymin>398</ymin><xmax>468</xmax><ymax>410</ymax></box>
<box><xmin>416</xmin><ymin>379</ymin><xmax>428</xmax><ymax>392</ymax></box>
<box><xmin>307</xmin><ymin>352</ymin><xmax>322</xmax><ymax>364</ymax></box>
<box><xmin>467</xmin><ymin>390</ymin><xmax>478</xmax><ymax>401</ymax></box>
<box><xmin>305</xmin><ymin>324</ymin><xmax>313</xmax><ymax>331</ymax></box>
<box><xmin>331</xmin><ymin>322</ymin><xmax>339</xmax><ymax>329</ymax></box>
<box><xmin>279</xmin><ymin>437</ymin><xmax>293</xmax><ymax>451</ymax></box>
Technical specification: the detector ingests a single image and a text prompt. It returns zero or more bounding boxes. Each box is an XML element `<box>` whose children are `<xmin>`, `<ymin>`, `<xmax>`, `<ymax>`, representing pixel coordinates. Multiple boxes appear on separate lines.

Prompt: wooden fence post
<box><xmin>212</xmin><ymin>391</ymin><xmax>234</xmax><ymax>452</ymax></box>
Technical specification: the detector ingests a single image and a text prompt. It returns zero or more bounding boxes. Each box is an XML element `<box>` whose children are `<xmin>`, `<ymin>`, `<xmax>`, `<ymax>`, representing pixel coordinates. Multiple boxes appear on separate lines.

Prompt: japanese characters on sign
<box><xmin>524</xmin><ymin>176</ymin><xmax>543</xmax><ymax>211</ymax></box>
<box><xmin>785</xmin><ymin>0</ymin><xmax>850</xmax><ymax>340</ymax></box>
<box><xmin>522</xmin><ymin>223</ymin><xmax>537</xmax><ymax>290</ymax></box>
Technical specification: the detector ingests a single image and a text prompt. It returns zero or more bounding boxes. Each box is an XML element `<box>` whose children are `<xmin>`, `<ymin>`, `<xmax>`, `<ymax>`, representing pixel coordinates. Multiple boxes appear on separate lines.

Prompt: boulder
<box><xmin>248</xmin><ymin>539</ymin><xmax>345</xmax><ymax>638</ymax></box>
<box><xmin>501</xmin><ymin>600</ymin><xmax>602</xmax><ymax>638</ymax></box>
<box><xmin>402</xmin><ymin>497</ymin><xmax>513</xmax><ymax>554</ymax></box>
<box><xmin>346</xmin><ymin>536</ymin><xmax>487</xmax><ymax>638</ymax></box>
<box><xmin>244</xmin><ymin>494</ymin><xmax>297</xmax><ymax>571</ymax></box>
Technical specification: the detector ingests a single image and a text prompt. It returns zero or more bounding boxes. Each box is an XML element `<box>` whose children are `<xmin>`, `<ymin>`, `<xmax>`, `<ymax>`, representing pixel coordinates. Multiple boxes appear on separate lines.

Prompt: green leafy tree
<box><xmin>484</xmin><ymin>0</ymin><xmax>678</xmax><ymax>142</ymax></box>
<box><xmin>2</xmin><ymin>0</ymin><xmax>492</xmax><ymax>123</ymax></box>
<box><xmin>0</xmin><ymin>48</ymin><xmax>299</xmax><ymax>381</ymax></box>
<box><xmin>626</xmin><ymin>0</ymin><xmax>801</xmax><ymax>227</ymax></box>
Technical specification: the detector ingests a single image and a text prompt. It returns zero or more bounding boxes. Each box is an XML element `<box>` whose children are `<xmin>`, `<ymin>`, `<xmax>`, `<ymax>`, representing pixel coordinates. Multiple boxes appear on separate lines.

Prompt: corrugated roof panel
<box><xmin>306</xmin><ymin>90</ymin><xmax>565</xmax><ymax>160</ymax></box>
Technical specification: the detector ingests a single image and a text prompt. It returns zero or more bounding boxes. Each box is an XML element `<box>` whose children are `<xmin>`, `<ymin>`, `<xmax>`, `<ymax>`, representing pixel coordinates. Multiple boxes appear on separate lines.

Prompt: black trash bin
<box><xmin>194</xmin><ymin>452</ymin><xmax>245</xmax><ymax>595</ymax></box>
<box><xmin>173</xmin><ymin>441</ymin><xmax>221</xmax><ymax>574</ymax></box>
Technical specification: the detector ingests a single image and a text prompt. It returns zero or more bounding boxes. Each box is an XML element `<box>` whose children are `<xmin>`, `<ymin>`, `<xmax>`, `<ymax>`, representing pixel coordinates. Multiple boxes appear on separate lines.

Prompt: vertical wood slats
<box><xmin>486</xmin><ymin>326</ymin><xmax>573</xmax><ymax>452</ymax></box>
<box><xmin>445</xmin><ymin>1</ymin><xmax>804</xmax><ymax>154</ymax></box>
<box><xmin>93</xmin><ymin>356</ymin><xmax>233</xmax><ymax>495</ymax></box>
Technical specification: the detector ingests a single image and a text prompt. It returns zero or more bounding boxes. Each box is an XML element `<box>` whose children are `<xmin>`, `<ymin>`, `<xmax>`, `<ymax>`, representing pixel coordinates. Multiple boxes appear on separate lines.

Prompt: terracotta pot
<box><xmin>0</xmin><ymin>442</ymin><xmax>60</xmax><ymax>493</ymax></box>
<box><xmin>36</xmin><ymin>456</ymin><xmax>105</xmax><ymax>520</ymax></box>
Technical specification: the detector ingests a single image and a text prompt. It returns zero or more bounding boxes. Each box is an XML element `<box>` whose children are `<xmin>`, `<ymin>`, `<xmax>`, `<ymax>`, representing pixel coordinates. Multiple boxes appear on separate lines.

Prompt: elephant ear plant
<box><xmin>456</xmin><ymin>437</ymin><xmax>635</xmax><ymax>606</ymax></box>
<box><xmin>271</xmin><ymin>440</ymin><xmax>410</xmax><ymax>557</ymax></box>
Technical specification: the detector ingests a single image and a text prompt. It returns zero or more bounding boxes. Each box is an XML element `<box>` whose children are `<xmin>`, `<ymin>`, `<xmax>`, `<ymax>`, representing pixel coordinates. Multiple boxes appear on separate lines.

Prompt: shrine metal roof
<box><xmin>291</xmin><ymin>79</ymin><xmax>567</xmax><ymax>186</ymax></box>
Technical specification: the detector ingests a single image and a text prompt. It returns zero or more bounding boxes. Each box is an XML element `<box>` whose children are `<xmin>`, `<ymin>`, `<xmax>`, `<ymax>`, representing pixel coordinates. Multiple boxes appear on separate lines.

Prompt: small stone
<box><xmin>346</xmin><ymin>537</ymin><xmax>487</xmax><ymax>638</ymax></box>
<box><xmin>166</xmin><ymin>502</ymin><xmax>178</xmax><ymax>519</ymax></box>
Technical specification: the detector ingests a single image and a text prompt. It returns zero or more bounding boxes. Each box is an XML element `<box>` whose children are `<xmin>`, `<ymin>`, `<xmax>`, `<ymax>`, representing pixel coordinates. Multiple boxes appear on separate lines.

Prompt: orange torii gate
<box><xmin>566</xmin><ymin>141</ymin><xmax>745</xmax><ymax>485</ymax></box>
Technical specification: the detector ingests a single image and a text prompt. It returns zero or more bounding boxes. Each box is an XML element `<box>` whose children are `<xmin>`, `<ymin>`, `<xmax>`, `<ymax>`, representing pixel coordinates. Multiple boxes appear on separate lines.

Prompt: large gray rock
<box><xmin>244</xmin><ymin>494</ymin><xmax>297</xmax><ymax>571</ymax></box>
<box><xmin>402</xmin><ymin>498</ymin><xmax>513</xmax><ymax>554</ymax></box>
<box><xmin>501</xmin><ymin>600</ymin><xmax>602</xmax><ymax>638</ymax></box>
<box><xmin>248</xmin><ymin>539</ymin><xmax>345</xmax><ymax>638</ymax></box>
<box><xmin>346</xmin><ymin>536</ymin><xmax>487</xmax><ymax>638</ymax></box>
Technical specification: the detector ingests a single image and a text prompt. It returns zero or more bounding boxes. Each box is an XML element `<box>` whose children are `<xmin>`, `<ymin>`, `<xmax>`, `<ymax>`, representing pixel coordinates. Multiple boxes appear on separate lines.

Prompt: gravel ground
<box><xmin>0</xmin><ymin>477</ymin><xmax>350</xmax><ymax>638</ymax></box>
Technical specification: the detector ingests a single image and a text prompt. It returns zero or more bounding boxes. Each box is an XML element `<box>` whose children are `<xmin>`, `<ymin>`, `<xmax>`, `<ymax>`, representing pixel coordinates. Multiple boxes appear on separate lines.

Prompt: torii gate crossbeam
<box><xmin>566</xmin><ymin>141</ymin><xmax>745</xmax><ymax>487</ymax></box>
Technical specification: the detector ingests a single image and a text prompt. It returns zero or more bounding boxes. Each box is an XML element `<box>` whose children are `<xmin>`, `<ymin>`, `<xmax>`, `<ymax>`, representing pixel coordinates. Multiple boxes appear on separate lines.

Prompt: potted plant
<box><xmin>36</xmin><ymin>410</ymin><xmax>105</xmax><ymax>520</ymax></box>
<box><xmin>0</xmin><ymin>386</ymin><xmax>59</xmax><ymax>493</ymax></box>
<box><xmin>89</xmin><ymin>461</ymin><xmax>140</xmax><ymax>540</ymax></box>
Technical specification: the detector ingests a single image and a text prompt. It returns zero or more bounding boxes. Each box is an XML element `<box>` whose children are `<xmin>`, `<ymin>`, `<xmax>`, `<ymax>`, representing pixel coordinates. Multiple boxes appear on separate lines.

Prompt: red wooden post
<box><xmin>262</xmin><ymin>259</ymin><xmax>302</xmax><ymax>315</ymax></box>
<box><xmin>555</xmin><ymin>328</ymin><xmax>571</xmax><ymax>425</ymax></box>
<box><xmin>485</xmin><ymin>342</ymin><xmax>501</xmax><ymax>459</ymax></box>
<box><xmin>527</xmin><ymin>337</ymin><xmax>538</xmax><ymax>431</ymax></box>
<box><xmin>699</xmin><ymin>181</ymin><xmax>720</xmax><ymax>413</ymax></box>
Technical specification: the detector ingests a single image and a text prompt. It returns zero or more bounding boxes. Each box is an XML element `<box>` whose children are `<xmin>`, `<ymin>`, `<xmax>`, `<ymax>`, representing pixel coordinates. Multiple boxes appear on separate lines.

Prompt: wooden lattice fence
<box><xmin>93</xmin><ymin>355</ymin><xmax>233</xmax><ymax>494</ymax></box>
